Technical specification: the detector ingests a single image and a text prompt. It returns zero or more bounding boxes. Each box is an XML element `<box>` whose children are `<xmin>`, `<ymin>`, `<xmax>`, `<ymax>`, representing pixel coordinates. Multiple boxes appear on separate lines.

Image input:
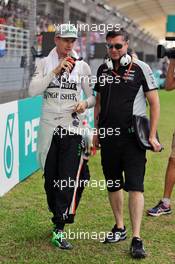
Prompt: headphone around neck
<box><xmin>105</xmin><ymin>53</ymin><xmax>132</xmax><ymax>70</ymax></box>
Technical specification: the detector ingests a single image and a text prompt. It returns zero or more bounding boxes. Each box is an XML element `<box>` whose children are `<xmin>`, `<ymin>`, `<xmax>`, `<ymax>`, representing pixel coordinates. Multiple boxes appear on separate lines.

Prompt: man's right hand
<box><xmin>169</xmin><ymin>58</ymin><xmax>175</xmax><ymax>66</ymax></box>
<box><xmin>93</xmin><ymin>134</ymin><xmax>101</xmax><ymax>150</ymax></box>
<box><xmin>52</xmin><ymin>57</ymin><xmax>75</xmax><ymax>76</ymax></box>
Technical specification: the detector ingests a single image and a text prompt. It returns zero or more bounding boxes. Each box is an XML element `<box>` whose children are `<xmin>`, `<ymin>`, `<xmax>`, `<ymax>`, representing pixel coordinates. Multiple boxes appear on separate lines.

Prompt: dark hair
<box><xmin>106</xmin><ymin>28</ymin><xmax>129</xmax><ymax>42</ymax></box>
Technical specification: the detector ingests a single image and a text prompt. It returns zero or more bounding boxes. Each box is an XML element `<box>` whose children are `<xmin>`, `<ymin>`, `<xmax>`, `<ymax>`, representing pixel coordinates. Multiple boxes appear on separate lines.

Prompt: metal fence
<box><xmin>0</xmin><ymin>24</ymin><xmax>30</xmax><ymax>103</ymax></box>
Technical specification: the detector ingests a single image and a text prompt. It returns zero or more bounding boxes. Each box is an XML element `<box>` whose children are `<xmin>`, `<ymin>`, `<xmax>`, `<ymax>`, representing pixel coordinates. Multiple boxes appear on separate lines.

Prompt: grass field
<box><xmin>0</xmin><ymin>90</ymin><xmax>175</xmax><ymax>264</ymax></box>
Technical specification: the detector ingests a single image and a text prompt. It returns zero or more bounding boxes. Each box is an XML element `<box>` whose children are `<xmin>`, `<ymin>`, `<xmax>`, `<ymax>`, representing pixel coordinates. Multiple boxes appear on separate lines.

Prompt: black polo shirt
<box><xmin>94</xmin><ymin>59</ymin><xmax>157</xmax><ymax>131</ymax></box>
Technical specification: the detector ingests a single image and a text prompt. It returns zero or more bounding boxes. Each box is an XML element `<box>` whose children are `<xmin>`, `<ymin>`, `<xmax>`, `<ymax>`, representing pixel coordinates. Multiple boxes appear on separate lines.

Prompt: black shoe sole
<box><xmin>131</xmin><ymin>253</ymin><xmax>146</xmax><ymax>259</ymax></box>
<box><xmin>52</xmin><ymin>238</ymin><xmax>73</xmax><ymax>250</ymax></box>
<box><xmin>59</xmin><ymin>246</ymin><xmax>73</xmax><ymax>250</ymax></box>
<box><xmin>147</xmin><ymin>211</ymin><xmax>172</xmax><ymax>217</ymax></box>
<box><xmin>130</xmin><ymin>250</ymin><xmax>147</xmax><ymax>259</ymax></box>
<box><xmin>103</xmin><ymin>235</ymin><xmax>127</xmax><ymax>244</ymax></box>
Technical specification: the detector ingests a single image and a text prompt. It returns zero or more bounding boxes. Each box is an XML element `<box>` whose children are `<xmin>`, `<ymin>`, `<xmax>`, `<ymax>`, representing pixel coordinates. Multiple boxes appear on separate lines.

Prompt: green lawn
<box><xmin>0</xmin><ymin>90</ymin><xmax>175</xmax><ymax>264</ymax></box>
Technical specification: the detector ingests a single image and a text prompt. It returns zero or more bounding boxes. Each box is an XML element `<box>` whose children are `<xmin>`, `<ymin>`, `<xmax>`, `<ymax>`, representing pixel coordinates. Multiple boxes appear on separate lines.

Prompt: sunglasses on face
<box><xmin>106</xmin><ymin>43</ymin><xmax>123</xmax><ymax>50</ymax></box>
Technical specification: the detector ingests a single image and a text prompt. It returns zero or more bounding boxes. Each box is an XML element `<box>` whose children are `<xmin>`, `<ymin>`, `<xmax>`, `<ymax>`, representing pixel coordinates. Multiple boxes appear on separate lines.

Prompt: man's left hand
<box><xmin>149</xmin><ymin>136</ymin><xmax>162</xmax><ymax>152</ymax></box>
<box><xmin>74</xmin><ymin>101</ymin><xmax>88</xmax><ymax>113</ymax></box>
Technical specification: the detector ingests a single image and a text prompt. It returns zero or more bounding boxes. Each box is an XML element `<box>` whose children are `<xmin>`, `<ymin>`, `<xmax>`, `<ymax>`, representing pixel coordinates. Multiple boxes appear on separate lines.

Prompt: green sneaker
<box><xmin>51</xmin><ymin>229</ymin><xmax>73</xmax><ymax>250</ymax></box>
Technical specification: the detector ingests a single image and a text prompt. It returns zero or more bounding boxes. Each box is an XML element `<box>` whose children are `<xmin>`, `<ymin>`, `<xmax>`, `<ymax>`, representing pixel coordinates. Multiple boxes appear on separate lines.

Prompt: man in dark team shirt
<box><xmin>93</xmin><ymin>28</ymin><xmax>162</xmax><ymax>259</ymax></box>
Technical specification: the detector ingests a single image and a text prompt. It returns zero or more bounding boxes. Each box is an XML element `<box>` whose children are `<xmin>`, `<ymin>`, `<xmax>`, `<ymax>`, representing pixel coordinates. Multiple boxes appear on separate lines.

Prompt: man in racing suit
<box><xmin>29</xmin><ymin>24</ymin><xmax>95</xmax><ymax>249</ymax></box>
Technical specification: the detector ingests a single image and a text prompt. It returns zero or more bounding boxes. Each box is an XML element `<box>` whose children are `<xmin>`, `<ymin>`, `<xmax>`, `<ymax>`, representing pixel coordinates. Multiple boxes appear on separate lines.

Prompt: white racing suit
<box><xmin>29</xmin><ymin>47</ymin><xmax>95</xmax><ymax>225</ymax></box>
